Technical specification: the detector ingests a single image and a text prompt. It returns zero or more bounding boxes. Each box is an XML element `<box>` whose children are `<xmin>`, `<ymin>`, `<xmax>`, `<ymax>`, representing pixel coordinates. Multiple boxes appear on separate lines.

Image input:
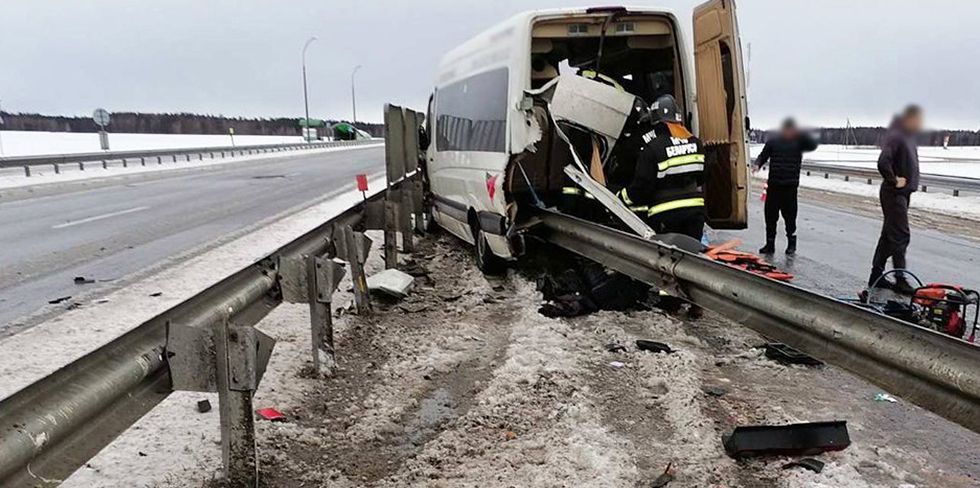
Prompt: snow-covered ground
<box><xmin>751</xmin><ymin>144</ymin><xmax>980</xmax><ymax>179</ymax></box>
<box><xmin>53</xmin><ymin>233</ymin><xmax>976</xmax><ymax>488</ymax></box>
<box><xmin>0</xmin><ymin>130</ymin><xmax>307</xmax><ymax>157</ymax></box>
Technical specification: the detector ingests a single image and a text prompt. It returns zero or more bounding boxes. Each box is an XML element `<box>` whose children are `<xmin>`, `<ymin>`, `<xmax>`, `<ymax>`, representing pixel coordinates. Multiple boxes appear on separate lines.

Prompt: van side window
<box><xmin>435</xmin><ymin>67</ymin><xmax>509</xmax><ymax>152</ymax></box>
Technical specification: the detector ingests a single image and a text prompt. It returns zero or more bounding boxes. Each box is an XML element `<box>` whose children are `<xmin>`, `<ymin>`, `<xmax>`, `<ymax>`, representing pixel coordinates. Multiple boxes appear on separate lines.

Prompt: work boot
<box><xmin>785</xmin><ymin>235</ymin><xmax>797</xmax><ymax>255</ymax></box>
<box><xmin>893</xmin><ymin>278</ymin><xmax>917</xmax><ymax>295</ymax></box>
<box><xmin>758</xmin><ymin>239</ymin><xmax>775</xmax><ymax>255</ymax></box>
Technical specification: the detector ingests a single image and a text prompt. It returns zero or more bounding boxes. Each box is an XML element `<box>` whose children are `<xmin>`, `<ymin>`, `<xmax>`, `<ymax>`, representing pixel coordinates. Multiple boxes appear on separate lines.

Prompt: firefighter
<box><xmin>615</xmin><ymin>94</ymin><xmax>706</xmax><ymax>240</ymax></box>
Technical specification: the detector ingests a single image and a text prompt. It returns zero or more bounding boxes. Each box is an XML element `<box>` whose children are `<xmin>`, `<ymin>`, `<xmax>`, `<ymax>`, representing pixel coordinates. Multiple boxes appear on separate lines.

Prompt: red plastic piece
<box><xmin>255</xmin><ymin>408</ymin><xmax>286</xmax><ymax>421</ymax></box>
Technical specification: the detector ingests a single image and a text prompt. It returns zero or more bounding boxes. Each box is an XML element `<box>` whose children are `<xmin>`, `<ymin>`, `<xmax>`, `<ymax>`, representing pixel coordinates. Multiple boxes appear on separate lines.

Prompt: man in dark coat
<box><xmin>753</xmin><ymin>118</ymin><xmax>818</xmax><ymax>255</ymax></box>
<box><xmin>869</xmin><ymin>105</ymin><xmax>923</xmax><ymax>294</ymax></box>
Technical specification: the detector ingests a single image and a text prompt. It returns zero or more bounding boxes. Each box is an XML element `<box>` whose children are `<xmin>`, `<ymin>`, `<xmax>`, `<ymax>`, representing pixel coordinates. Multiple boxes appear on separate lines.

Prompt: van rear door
<box><xmin>693</xmin><ymin>0</ymin><xmax>748</xmax><ymax>229</ymax></box>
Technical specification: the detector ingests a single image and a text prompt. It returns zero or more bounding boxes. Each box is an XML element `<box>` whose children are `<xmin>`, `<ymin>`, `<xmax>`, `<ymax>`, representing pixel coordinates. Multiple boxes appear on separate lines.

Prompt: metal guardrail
<box><xmin>0</xmin><ymin>139</ymin><xmax>377</xmax><ymax>176</ymax></box>
<box><xmin>534</xmin><ymin>209</ymin><xmax>980</xmax><ymax>435</ymax></box>
<box><xmin>0</xmin><ymin>110</ymin><xmax>420</xmax><ymax>487</ymax></box>
<box><xmin>802</xmin><ymin>162</ymin><xmax>980</xmax><ymax>196</ymax></box>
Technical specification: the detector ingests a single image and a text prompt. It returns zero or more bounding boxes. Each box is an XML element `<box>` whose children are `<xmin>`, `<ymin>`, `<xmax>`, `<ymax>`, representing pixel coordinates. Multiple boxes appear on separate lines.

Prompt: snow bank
<box><xmin>754</xmin><ymin>168</ymin><xmax>980</xmax><ymax>222</ymax></box>
<box><xmin>750</xmin><ymin>144</ymin><xmax>980</xmax><ymax>178</ymax></box>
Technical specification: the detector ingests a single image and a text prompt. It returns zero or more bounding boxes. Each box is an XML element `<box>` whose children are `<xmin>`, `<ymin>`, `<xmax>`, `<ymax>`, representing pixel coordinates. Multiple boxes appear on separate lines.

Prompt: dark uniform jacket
<box><xmin>755</xmin><ymin>133</ymin><xmax>818</xmax><ymax>187</ymax></box>
<box><xmin>877</xmin><ymin>121</ymin><xmax>920</xmax><ymax>195</ymax></box>
<box><xmin>617</xmin><ymin>121</ymin><xmax>705</xmax><ymax>216</ymax></box>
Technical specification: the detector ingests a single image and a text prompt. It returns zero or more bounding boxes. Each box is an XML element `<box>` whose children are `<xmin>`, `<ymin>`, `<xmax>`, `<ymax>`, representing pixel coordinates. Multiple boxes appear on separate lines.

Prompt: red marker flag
<box><xmin>356</xmin><ymin>174</ymin><xmax>369</xmax><ymax>192</ymax></box>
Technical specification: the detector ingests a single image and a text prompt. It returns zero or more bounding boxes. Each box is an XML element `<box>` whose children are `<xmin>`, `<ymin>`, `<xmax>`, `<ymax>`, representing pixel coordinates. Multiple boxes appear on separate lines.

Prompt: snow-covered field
<box><xmin>751</xmin><ymin>144</ymin><xmax>980</xmax><ymax>179</ymax></box>
<box><xmin>0</xmin><ymin>130</ymin><xmax>307</xmax><ymax>157</ymax></box>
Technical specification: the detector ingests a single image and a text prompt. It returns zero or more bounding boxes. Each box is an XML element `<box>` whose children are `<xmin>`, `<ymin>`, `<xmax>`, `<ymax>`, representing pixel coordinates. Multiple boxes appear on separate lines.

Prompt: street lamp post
<box><xmin>351</xmin><ymin>65</ymin><xmax>362</xmax><ymax>128</ymax></box>
<box><xmin>301</xmin><ymin>36</ymin><xmax>318</xmax><ymax>142</ymax></box>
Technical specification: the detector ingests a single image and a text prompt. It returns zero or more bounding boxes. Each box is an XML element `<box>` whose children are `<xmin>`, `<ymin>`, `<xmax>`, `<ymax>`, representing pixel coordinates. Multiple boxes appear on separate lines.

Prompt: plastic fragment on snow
<box><xmin>609</xmin><ymin>361</ymin><xmax>626</xmax><ymax>369</ymax></box>
<box><xmin>764</xmin><ymin>343</ymin><xmax>824</xmax><ymax>366</ymax></box>
<box><xmin>873</xmin><ymin>393</ymin><xmax>898</xmax><ymax>403</ymax></box>
<box><xmin>636</xmin><ymin>339</ymin><xmax>674</xmax><ymax>354</ymax></box>
<box><xmin>722</xmin><ymin>421</ymin><xmax>850</xmax><ymax>459</ymax></box>
<box><xmin>197</xmin><ymin>399</ymin><xmax>212</xmax><ymax>413</ymax></box>
<box><xmin>255</xmin><ymin>407</ymin><xmax>286</xmax><ymax>422</ymax></box>
<box><xmin>651</xmin><ymin>463</ymin><xmax>675</xmax><ymax>487</ymax></box>
<box><xmin>366</xmin><ymin>269</ymin><xmax>414</xmax><ymax>298</ymax></box>
<box><xmin>782</xmin><ymin>457</ymin><xmax>826</xmax><ymax>473</ymax></box>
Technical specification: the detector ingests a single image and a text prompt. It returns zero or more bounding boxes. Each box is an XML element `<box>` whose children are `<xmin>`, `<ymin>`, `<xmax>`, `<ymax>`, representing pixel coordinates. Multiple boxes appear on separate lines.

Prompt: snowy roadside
<box><xmin>0</xmin><ymin>142</ymin><xmax>382</xmax><ymax>191</ymax></box>
<box><xmin>75</xmin><ymin>233</ymin><xmax>979</xmax><ymax>488</ymax></box>
<box><xmin>753</xmin><ymin>168</ymin><xmax>980</xmax><ymax>222</ymax></box>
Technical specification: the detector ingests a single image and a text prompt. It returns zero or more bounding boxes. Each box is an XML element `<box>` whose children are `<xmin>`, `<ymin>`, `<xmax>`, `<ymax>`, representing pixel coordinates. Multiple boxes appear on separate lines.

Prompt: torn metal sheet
<box><xmin>527</xmin><ymin>75</ymin><xmax>636</xmax><ymax>154</ymax></box>
<box><xmin>366</xmin><ymin>268</ymin><xmax>414</xmax><ymax>298</ymax></box>
<box><xmin>564</xmin><ymin>165</ymin><xmax>654</xmax><ymax>239</ymax></box>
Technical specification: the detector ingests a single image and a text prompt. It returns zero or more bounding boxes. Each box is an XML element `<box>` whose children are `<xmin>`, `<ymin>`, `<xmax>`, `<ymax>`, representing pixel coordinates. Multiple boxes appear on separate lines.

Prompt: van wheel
<box><xmin>475</xmin><ymin>229</ymin><xmax>506</xmax><ymax>275</ymax></box>
<box><xmin>422</xmin><ymin>204</ymin><xmax>438</xmax><ymax>233</ymax></box>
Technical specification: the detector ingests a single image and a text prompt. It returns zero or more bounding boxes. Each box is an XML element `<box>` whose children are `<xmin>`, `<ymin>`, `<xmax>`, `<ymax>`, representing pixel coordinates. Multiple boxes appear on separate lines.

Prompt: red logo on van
<box><xmin>485</xmin><ymin>173</ymin><xmax>498</xmax><ymax>200</ymax></box>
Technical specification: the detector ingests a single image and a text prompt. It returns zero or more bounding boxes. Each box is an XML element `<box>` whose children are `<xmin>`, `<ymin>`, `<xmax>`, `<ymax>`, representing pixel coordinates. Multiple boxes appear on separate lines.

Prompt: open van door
<box><xmin>693</xmin><ymin>0</ymin><xmax>748</xmax><ymax>229</ymax></box>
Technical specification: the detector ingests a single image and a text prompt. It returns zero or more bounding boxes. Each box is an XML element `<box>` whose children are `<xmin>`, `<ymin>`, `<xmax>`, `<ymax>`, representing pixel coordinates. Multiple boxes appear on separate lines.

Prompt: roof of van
<box><xmin>436</xmin><ymin>6</ymin><xmax>680</xmax><ymax>75</ymax></box>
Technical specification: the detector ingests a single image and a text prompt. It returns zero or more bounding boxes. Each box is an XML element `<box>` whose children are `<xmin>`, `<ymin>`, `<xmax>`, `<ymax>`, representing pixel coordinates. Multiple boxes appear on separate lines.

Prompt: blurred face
<box><xmin>781</xmin><ymin>126</ymin><xmax>799</xmax><ymax>139</ymax></box>
<box><xmin>904</xmin><ymin>112</ymin><xmax>924</xmax><ymax>134</ymax></box>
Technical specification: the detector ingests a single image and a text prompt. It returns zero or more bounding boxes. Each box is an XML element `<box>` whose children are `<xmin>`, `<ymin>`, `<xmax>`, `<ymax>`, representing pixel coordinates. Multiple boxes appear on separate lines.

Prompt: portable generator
<box><xmin>854</xmin><ymin>270</ymin><xmax>978</xmax><ymax>342</ymax></box>
<box><xmin>911</xmin><ymin>284</ymin><xmax>978</xmax><ymax>342</ymax></box>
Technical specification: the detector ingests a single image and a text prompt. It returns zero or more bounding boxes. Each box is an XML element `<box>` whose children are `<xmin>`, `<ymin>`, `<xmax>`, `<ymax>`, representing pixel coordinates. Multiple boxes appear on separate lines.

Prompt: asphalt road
<box><xmin>0</xmin><ymin>146</ymin><xmax>384</xmax><ymax>330</ymax></box>
<box><xmin>717</xmin><ymin>190</ymin><xmax>980</xmax><ymax>299</ymax></box>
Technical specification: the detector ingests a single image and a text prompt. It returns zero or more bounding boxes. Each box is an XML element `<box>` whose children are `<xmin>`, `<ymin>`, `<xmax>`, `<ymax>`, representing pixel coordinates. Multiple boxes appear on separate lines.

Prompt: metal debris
<box><xmin>366</xmin><ymin>269</ymin><xmax>414</xmax><ymax>299</ymax></box>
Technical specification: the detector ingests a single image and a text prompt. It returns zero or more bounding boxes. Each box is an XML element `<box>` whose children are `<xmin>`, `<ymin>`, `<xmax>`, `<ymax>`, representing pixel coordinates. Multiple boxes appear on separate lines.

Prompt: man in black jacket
<box><xmin>753</xmin><ymin>118</ymin><xmax>818</xmax><ymax>254</ymax></box>
<box><xmin>868</xmin><ymin>105</ymin><xmax>923</xmax><ymax>294</ymax></box>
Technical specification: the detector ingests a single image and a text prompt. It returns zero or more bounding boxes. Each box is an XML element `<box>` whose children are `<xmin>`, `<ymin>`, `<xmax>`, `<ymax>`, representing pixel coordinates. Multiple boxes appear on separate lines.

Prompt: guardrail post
<box><xmin>172</xmin><ymin>155</ymin><xmax>178</xmax><ymax>163</ymax></box>
<box><xmin>122</xmin><ymin>159</ymin><xmax>128</xmax><ymax>168</ymax></box>
<box><xmin>53</xmin><ymin>163</ymin><xmax>60</xmax><ymax>174</ymax></box>
<box><xmin>867</xmin><ymin>178</ymin><xmax>873</xmax><ymax>185</ymax></box>
<box><xmin>921</xmin><ymin>185</ymin><xmax>927</xmax><ymax>193</ymax></box>
<box><xmin>199</xmin><ymin>153</ymin><xmax>204</xmax><ymax>161</ymax></box>
<box><xmin>806</xmin><ymin>170</ymin><xmax>810</xmax><ymax>176</ymax></box>
<box><xmin>383</xmin><ymin>199</ymin><xmax>398</xmax><ymax>268</ymax></box>
<box><xmin>214</xmin><ymin>319</ymin><xmax>259</xmax><ymax>487</ymax></box>
<box><xmin>401</xmin><ymin>188</ymin><xmax>415</xmax><ymax>253</ymax></box>
<box><xmin>23</xmin><ymin>166</ymin><xmax>30</xmax><ymax>177</ymax></box>
<box><xmin>221</xmin><ymin>151</ymin><xmax>226</xmax><ymax>158</ymax></box>
<box><xmin>157</xmin><ymin>156</ymin><xmax>162</xmax><ymax>165</ymax></box>
<box><xmin>844</xmin><ymin>175</ymin><xmax>849</xmax><ymax>182</ymax></box>
<box><xmin>102</xmin><ymin>160</ymin><xmax>108</xmax><ymax>169</ymax></box>
<box><xmin>140</xmin><ymin>157</ymin><xmax>146</xmax><ymax>166</ymax></box>
<box><xmin>306</xmin><ymin>255</ymin><xmax>343</xmax><ymax>375</ymax></box>
<box><xmin>185</xmin><ymin>154</ymin><xmax>191</xmax><ymax>162</ymax></box>
<box><xmin>343</xmin><ymin>225</ymin><xmax>372</xmax><ymax>314</ymax></box>
<box><xmin>79</xmin><ymin>162</ymin><xmax>85</xmax><ymax>171</ymax></box>
<box><xmin>953</xmin><ymin>189</ymin><xmax>960</xmax><ymax>197</ymax></box>
<box><xmin>824</xmin><ymin>173</ymin><xmax>829</xmax><ymax>179</ymax></box>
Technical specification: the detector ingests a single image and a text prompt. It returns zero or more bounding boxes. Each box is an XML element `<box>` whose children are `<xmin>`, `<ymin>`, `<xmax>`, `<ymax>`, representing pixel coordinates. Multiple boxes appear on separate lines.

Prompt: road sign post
<box><xmin>93</xmin><ymin>108</ymin><xmax>111</xmax><ymax>151</ymax></box>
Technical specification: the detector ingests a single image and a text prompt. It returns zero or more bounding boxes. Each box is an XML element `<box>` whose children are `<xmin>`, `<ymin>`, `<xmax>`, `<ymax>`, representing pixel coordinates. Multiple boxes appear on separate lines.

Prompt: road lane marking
<box><xmin>52</xmin><ymin>206</ymin><xmax>150</xmax><ymax>229</ymax></box>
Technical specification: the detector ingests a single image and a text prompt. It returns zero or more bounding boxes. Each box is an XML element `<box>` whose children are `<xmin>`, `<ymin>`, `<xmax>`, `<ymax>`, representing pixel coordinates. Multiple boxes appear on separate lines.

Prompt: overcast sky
<box><xmin>1</xmin><ymin>0</ymin><xmax>978</xmax><ymax>130</ymax></box>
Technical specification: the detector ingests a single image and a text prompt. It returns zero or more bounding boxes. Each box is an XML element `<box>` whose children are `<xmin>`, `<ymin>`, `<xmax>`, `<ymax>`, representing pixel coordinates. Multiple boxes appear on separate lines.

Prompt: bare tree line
<box><xmin>0</xmin><ymin>111</ymin><xmax>384</xmax><ymax>138</ymax></box>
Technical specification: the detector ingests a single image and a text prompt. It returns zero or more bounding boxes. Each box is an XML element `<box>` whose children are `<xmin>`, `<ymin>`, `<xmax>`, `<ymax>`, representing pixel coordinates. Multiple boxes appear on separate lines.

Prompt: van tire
<box><xmin>423</xmin><ymin>204</ymin><xmax>438</xmax><ymax>233</ymax></box>
<box><xmin>474</xmin><ymin>229</ymin><xmax>506</xmax><ymax>275</ymax></box>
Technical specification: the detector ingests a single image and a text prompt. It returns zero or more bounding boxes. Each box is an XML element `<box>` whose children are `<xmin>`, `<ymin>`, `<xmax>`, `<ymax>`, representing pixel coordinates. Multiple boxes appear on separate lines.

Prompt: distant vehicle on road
<box><xmin>422</xmin><ymin>1</ymin><xmax>750</xmax><ymax>272</ymax></box>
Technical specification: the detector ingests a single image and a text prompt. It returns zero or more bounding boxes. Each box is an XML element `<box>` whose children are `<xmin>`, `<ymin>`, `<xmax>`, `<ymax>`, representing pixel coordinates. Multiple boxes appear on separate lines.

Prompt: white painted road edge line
<box><xmin>51</xmin><ymin>206</ymin><xmax>150</xmax><ymax>229</ymax></box>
